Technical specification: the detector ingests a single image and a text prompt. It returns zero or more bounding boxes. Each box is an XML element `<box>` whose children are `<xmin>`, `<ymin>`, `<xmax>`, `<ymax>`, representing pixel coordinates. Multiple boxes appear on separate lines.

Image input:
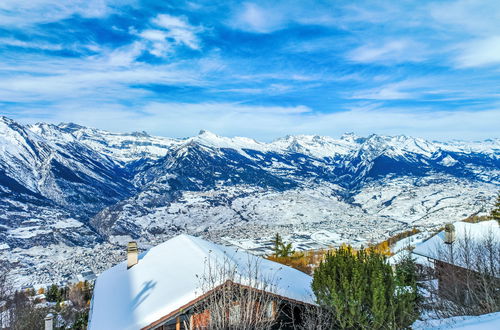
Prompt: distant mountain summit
<box><xmin>0</xmin><ymin>116</ymin><xmax>499</xmax><ymax>250</ymax></box>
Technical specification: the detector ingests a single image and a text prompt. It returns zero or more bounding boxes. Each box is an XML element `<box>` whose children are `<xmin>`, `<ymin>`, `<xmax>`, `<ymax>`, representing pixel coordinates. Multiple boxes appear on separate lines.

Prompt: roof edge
<box><xmin>142</xmin><ymin>279</ymin><xmax>316</xmax><ymax>329</ymax></box>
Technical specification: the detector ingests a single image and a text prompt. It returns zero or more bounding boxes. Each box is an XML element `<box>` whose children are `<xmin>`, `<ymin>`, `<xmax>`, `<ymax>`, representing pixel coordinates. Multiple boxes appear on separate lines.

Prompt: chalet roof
<box><xmin>413</xmin><ymin>220</ymin><xmax>500</xmax><ymax>271</ymax></box>
<box><xmin>88</xmin><ymin>234</ymin><xmax>315</xmax><ymax>330</ymax></box>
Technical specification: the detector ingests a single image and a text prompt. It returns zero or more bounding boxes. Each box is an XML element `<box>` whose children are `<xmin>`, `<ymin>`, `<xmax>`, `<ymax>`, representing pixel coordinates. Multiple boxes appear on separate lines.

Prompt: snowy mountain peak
<box><xmin>130</xmin><ymin>131</ymin><xmax>150</xmax><ymax>137</ymax></box>
<box><xmin>57</xmin><ymin>122</ymin><xmax>87</xmax><ymax>132</ymax></box>
<box><xmin>340</xmin><ymin>132</ymin><xmax>361</xmax><ymax>142</ymax></box>
<box><xmin>1</xmin><ymin>115</ymin><xmax>499</xmax><ymax>288</ymax></box>
<box><xmin>198</xmin><ymin>129</ymin><xmax>212</xmax><ymax>135</ymax></box>
<box><xmin>0</xmin><ymin>115</ymin><xmax>14</xmax><ymax>124</ymax></box>
<box><xmin>190</xmin><ymin>130</ymin><xmax>266</xmax><ymax>152</ymax></box>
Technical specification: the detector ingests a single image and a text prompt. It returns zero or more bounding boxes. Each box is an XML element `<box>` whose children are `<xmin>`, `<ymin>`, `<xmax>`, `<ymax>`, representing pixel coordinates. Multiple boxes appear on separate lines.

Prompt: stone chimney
<box><xmin>444</xmin><ymin>224</ymin><xmax>456</xmax><ymax>244</ymax></box>
<box><xmin>127</xmin><ymin>241</ymin><xmax>138</xmax><ymax>269</ymax></box>
<box><xmin>45</xmin><ymin>313</ymin><xmax>54</xmax><ymax>330</ymax></box>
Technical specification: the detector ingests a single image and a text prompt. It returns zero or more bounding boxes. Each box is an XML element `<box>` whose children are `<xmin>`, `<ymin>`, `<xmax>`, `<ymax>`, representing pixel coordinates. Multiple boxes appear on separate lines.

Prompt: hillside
<box><xmin>0</xmin><ymin>116</ymin><xmax>498</xmax><ymax>286</ymax></box>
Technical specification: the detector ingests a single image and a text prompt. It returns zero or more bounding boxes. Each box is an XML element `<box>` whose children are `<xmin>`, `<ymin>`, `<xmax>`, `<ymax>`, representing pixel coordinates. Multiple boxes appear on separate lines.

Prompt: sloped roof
<box><xmin>413</xmin><ymin>220</ymin><xmax>499</xmax><ymax>271</ymax></box>
<box><xmin>88</xmin><ymin>234</ymin><xmax>315</xmax><ymax>330</ymax></box>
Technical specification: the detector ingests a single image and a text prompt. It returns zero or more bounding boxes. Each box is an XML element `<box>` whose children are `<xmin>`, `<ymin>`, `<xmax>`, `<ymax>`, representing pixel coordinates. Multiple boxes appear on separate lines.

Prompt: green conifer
<box><xmin>491</xmin><ymin>192</ymin><xmax>500</xmax><ymax>223</ymax></box>
<box><xmin>311</xmin><ymin>246</ymin><xmax>419</xmax><ymax>329</ymax></box>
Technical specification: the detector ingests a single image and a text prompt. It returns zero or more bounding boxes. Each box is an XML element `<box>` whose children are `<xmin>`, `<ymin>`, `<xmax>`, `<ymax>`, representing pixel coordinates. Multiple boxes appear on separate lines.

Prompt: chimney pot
<box><xmin>127</xmin><ymin>241</ymin><xmax>138</xmax><ymax>269</ymax></box>
<box><xmin>444</xmin><ymin>224</ymin><xmax>456</xmax><ymax>244</ymax></box>
<box><xmin>45</xmin><ymin>313</ymin><xmax>54</xmax><ymax>330</ymax></box>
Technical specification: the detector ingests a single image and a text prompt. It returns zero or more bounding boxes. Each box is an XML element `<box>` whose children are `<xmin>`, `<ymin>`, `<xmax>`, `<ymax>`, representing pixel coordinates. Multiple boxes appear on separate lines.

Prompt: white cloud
<box><xmin>0</xmin><ymin>0</ymin><xmax>131</xmax><ymax>26</ymax></box>
<box><xmin>233</xmin><ymin>3</ymin><xmax>280</xmax><ymax>33</ymax></box>
<box><xmin>129</xmin><ymin>13</ymin><xmax>203</xmax><ymax>59</ymax></box>
<box><xmin>140</xmin><ymin>29</ymin><xmax>168</xmax><ymax>41</ymax></box>
<box><xmin>138</xmin><ymin>30</ymin><xmax>172</xmax><ymax>57</ymax></box>
<box><xmin>430</xmin><ymin>0</ymin><xmax>500</xmax><ymax>36</ymax></box>
<box><xmin>429</xmin><ymin>0</ymin><xmax>500</xmax><ymax>68</ymax></box>
<box><xmin>0</xmin><ymin>38</ymin><xmax>63</xmax><ymax>51</ymax></box>
<box><xmin>454</xmin><ymin>36</ymin><xmax>500</xmax><ymax>68</ymax></box>
<box><xmin>151</xmin><ymin>14</ymin><xmax>202</xmax><ymax>50</ymax></box>
<box><xmin>153</xmin><ymin>14</ymin><xmax>192</xmax><ymax>30</ymax></box>
<box><xmin>0</xmin><ymin>53</ymin><xmax>209</xmax><ymax>103</ymax></box>
<box><xmin>106</xmin><ymin>41</ymin><xmax>145</xmax><ymax>66</ymax></box>
<box><xmin>348</xmin><ymin>39</ymin><xmax>426</xmax><ymax>64</ymax></box>
<box><xmin>13</xmin><ymin>101</ymin><xmax>500</xmax><ymax>141</ymax></box>
<box><xmin>349</xmin><ymin>79</ymin><xmax>426</xmax><ymax>100</ymax></box>
<box><xmin>229</xmin><ymin>1</ymin><xmax>335</xmax><ymax>33</ymax></box>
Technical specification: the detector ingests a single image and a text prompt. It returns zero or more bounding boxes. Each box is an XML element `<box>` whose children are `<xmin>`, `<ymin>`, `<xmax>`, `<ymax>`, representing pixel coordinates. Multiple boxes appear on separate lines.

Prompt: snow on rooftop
<box><xmin>413</xmin><ymin>220</ymin><xmax>500</xmax><ymax>270</ymax></box>
<box><xmin>88</xmin><ymin>234</ymin><xmax>315</xmax><ymax>330</ymax></box>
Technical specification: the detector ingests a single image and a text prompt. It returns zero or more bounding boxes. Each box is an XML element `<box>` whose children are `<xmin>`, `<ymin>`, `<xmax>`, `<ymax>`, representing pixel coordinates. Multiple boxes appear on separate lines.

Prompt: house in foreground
<box><xmin>413</xmin><ymin>220</ymin><xmax>499</xmax><ymax>303</ymax></box>
<box><xmin>88</xmin><ymin>234</ymin><xmax>316</xmax><ymax>330</ymax></box>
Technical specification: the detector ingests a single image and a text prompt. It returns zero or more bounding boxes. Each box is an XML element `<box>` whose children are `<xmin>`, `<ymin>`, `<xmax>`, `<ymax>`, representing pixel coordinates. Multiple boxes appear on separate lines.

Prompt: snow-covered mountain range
<box><xmin>0</xmin><ymin>115</ymin><xmax>499</xmax><ymax>286</ymax></box>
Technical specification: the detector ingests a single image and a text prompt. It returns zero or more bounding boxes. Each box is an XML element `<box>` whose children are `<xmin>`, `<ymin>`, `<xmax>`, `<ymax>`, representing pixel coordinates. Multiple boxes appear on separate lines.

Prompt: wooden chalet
<box><xmin>413</xmin><ymin>220</ymin><xmax>500</xmax><ymax>303</ymax></box>
<box><xmin>88</xmin><ymin>235</ymin><xmax>316</xmax><ymax>330</ymax></box>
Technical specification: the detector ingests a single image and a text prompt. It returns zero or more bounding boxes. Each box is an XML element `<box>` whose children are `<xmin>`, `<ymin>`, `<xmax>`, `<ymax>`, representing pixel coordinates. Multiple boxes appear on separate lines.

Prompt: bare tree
<box><xmin>0</xmin><ymin>262</ymin><xmax>9</xmax><ymax>329</ymax></box>
<box><xmin>186</xmin><ymin>254</ymin><xmax>282</xmax><ymax>330</ymax></box>
<box><xmin>292</xmin><ymin>304</ymin><xmax>332</xmax><ymax>330</ymax></box>
<box><xmin>429</xmin><ymin>227</ymin><xmax>500</xmax><ymax>317</ymax></box>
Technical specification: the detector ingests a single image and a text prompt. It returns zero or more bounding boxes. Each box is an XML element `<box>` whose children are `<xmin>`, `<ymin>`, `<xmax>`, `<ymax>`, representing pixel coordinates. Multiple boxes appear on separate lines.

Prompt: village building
<box><xmin>77</xmin><ymin>270</ymin><xmax>97</xmax><ymax>283</ymax></box>
<box><xmin>413</xmin><ymin>220</ymin><xmax>499</xmax><ymax>303</ymax></box>
<box><xmin>88</xmin><ymin>234</ymin><xmax>316</xmax><ymax>330</ymax></box>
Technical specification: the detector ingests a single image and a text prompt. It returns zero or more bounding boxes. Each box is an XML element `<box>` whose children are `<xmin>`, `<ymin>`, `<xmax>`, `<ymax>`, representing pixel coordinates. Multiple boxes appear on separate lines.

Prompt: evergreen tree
<box><xmin>311</xmin><ymin>246</ymin><xmax>419</xmax><ymax>329</ymax></box>
<box><xmin>272</xmin><ymin>233</ymin><xmax>283</xmax><ymax>256</ymax></box>
<box><xmin>491</xmin><ymin>192</ymin><xmax>500</xmax><ymax>223</ymax></box>
<box><xmin>46</xmin><ymin>284</ymin><xmax>61</xmax><ymax>302</ymax></box>
<box><xmin>277</xmin><ymin>242</ymin><xmax>295</xmax><ymax>257</ymax></box>
<box><xmin>393</xmin><ymin>253</ymin><xmax>420</xmax><ymax>327</ymax></box>
<box><xmin>272</xmin><ymin>233</ymin><xmax>295</xmax><ymax>257</ymax></box>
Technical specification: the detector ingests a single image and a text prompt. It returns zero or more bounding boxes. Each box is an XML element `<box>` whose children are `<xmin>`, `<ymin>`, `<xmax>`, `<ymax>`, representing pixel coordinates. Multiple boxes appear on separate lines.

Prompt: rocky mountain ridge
<box><xmin>0</xmin><ymin>115</ymin><xmax>498</xmax><ymax>250</ymax></box>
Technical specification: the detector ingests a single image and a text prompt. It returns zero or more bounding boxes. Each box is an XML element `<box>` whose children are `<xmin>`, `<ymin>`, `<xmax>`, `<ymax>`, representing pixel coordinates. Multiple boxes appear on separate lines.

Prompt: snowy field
<box><xmin>413</xmin><ymin>312</ymin><xmax>500</xmax><ymax>329</ymax></box>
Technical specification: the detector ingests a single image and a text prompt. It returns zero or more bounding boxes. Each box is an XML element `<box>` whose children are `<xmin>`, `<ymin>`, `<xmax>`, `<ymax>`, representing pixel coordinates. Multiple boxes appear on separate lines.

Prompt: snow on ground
<box><xmin>413</xmin><ymin>220</ymin><xmax>500</xmax><ymax>269</ymax></box>
<box><xmin>8</xmin><ymin>226</ymin><xmax>52</xmax><ymax>239</ymax></box>
<box><xmin>391</xmin><ymin>232</ymin><xmax>428</xmax><ymax>254</ymax></box>
<box><xmin>52</xmin><ymin>218</ymin><xmax>83</xmax><ymax>229</ymax></box>
<box><xmin>413</xmin><ymin>312</ymin><xmax>500</xmax><ymax>329</ymax></box>
<box><xmin>310</xmin><ymin>230</ymin><xmax>342</xmax><ymax>244</ymax></box>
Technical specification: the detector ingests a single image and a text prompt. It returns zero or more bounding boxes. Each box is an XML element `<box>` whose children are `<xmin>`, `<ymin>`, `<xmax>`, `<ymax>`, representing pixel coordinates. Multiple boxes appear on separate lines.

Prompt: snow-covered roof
<box><xmin>88</xmin><ymin>234</ymin><xmax>315</xmax><ymax>330</ymax></box>
<box><xmin>413</xmin><ymin>220</ymin><xmax>500</xmax><ymax>270</ymax></box>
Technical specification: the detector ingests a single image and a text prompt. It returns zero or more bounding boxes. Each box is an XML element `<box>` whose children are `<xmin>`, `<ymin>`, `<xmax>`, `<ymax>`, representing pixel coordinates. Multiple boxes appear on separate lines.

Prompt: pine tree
<box><xmin>46</xmin><ymin>284</ymin><xmax>60</xmax><ymax>302</ymax></box>
<box><xmin>311</xmin><ymin>245</ymin><xmax>419</xmax><ymax>329</ymax></box>
<box><xmin>272</xmin><ymin>233</ymin><xmax>283</xmax><ymax>256</ymax></box>
<box><xmin>491</xmin><ymin>192</ymin><xmax>500</xmax><ymax>223</ymax></box>
<box><xmin>277</xmin><ymin>242</ymin><xmax>295</xmax><ymax>257</ymax></box>
<box><xmin>272</xmin><ymin>233</ymin><xmax>295</xmax><ymax>257</ymax></box>
<box><xmin>393</xmin><ymin>253</ymin><xmax>420</xmax><ymax>327</ymax></box>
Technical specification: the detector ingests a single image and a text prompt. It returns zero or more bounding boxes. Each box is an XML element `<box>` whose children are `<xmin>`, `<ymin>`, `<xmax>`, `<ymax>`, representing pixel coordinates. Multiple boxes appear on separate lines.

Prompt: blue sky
<box><xmin>0</xmin><ymin>0</ymin><xmax>499</xmax><ymax>140</ymax></box>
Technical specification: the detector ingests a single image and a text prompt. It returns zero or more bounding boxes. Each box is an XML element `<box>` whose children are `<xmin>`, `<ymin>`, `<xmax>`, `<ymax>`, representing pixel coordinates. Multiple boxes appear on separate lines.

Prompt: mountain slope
<box><xmin>0</xmin><ymin>117</ymin><xmax>136</xmax><ymax>248</ymax></box>
<box><xmin>1</xmin><ymin>116</ymin><xmax>499</xmax><ymax>247</ymax></box>
<box><xmin>89</xmin><ymin>130</ymin><xmax>499</xmax><ymax>242</ymax></box>
<box><xmin>1</xmin><ymin>116</ymin><xmax>499</xmax><ymax>287</ymax></box>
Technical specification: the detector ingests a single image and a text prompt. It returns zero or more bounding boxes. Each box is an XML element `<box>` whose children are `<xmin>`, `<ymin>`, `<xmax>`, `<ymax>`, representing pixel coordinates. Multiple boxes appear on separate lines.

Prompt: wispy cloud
<box><xmin>347</xmin><ymin>39</ymin><xmax>427</xmax><ymax>64</ymax></box>
<box><xmin>454</xmin><ymin>36</ymin><xmax>500</xmax><ymax>68</ymax></box>
<box><xmin>151</xmin><ymin>14</ymin><xmax>203</xmax><ymax>50</ymax></box>
<box><xmin>228</xmin><ymin>1</ymin><xmax>335</xmax><ymax>33</ymax></box>
<box><xmin>0</xmin><ymin>0</ymin><xmax>499</xmax><ymax>140</ymax></box>
<box><xmin>0</xmin><ymin>0</ymin><xmax>127</xmax><ymax>26</ymax></box>
<box><xmin>132</xmin><ymin>13</ymin><xmax>204</xmax><ymax>58</ymax></box>
<box><xmin>0</xmin><ymin>38</ymin><xmax>63</xmax><ymax>51</ymax></box>
<box><xmin>11</xmin><ymin>100</ymin><xmax>500</xmax><ymax>141</ymax></box>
